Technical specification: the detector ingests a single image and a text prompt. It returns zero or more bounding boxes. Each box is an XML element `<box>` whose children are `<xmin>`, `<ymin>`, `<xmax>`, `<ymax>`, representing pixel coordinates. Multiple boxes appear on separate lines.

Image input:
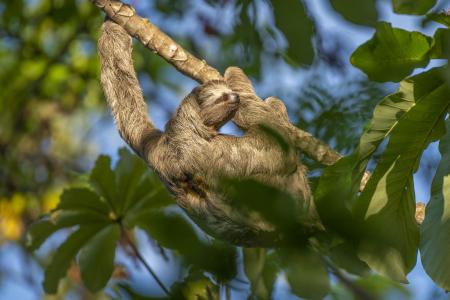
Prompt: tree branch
<box><xmin>89</xmin><ymin>0</ymin><xmax>342</xmax><ymax>166</ymax></box>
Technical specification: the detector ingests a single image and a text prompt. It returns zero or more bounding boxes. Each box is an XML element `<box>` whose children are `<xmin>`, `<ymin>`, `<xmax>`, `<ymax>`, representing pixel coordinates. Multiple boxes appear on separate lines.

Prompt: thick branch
<box><xmin>90</xmin><ymin>0</ymin><xmax>341</xmax><ymax>166</ymax></box>
<box><xmin>91</xmin><ymin>0</ymin><xmax>221</xmax><ymax>83</ymax></box>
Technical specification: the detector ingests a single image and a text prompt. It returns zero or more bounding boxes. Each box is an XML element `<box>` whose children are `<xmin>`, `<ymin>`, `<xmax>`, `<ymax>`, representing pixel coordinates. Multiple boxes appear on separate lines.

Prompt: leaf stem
<box><xmin>321</xmin><ymin>256</ymin><xmax>376</xmax><ymax>300</ymax></box>
<box><xmin>121</xmin><ymin>225</ymin><xmax>171</xmax><ymax>296</ymax></box>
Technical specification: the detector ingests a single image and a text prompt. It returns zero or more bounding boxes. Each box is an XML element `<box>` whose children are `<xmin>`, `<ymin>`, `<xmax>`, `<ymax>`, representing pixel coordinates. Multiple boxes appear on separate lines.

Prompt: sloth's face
<box><xmin>195</xmin><ymin>80</ymin><xmax>240</xmax><ymax>129</ymax></box>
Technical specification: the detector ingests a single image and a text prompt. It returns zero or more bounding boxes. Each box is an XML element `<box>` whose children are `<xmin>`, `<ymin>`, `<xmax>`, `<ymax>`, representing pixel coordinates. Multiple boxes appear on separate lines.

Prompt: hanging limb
<box><xmin>90</xmin><ymin>0</ymin><xmax>425</xmax><ymax>222</ymax></box>
<box><xmin>90</xmin><ymin>0</ymin><xmax>341</xmax><ymax>166</ymax></box>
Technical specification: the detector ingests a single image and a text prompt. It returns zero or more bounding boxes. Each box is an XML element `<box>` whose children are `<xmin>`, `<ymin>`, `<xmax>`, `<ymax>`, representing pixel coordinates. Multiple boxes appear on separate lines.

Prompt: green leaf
<box><xmin>279</xmin><ymin>248</ymin><xmax>329</xmax><ymax>300</ymax></box>
<box><xmin>90</xmin><ymin>155</ymin><xmax>117</xmax><ymax>212</ymax></box>
<box><xmin>58</xmin><ymin>188</ymin><xmax>110</xmax><ymax>216</ymax></box>
<box><xmin>314</xmin><ymin>155</ymin><xmax>362</xmax><ymax>235</ymax></box>
<box><xmin>356</xmin><ymin>68</ymin><xmax>450</xmax><ymax>281</ymax></box>
<box><xmin>430</xmin><ymin>28</ymin><xmax>450</xmax><ymax>59</ymax></box>
<box><xmin>53</xmin><ymin>210</ymin><xmax>110</xmax><ymax>228</ymax></box>
<box><xmin>330</xmin><ymin>0</ymin><xmax>378</xmax><ymax>27</ymax></box>
<box><xmin>26</xmin><ymin>219</ymin><xmax>60</xmax><ymax>251</ymax></box>
<box><xmin>420</xmin><ymin>116</ymin><xmax>450</xmax><ymax>291</ymax></box>
<box><xmin>136</xmin><ymin>210</ymin><xmax>200</xmax><ymax>252</ymax></box>
<box><xmin>43</xmin><ymin>224</ymin><xmax>106</xmax><ymax>294</ymax></box>
<box><xmin>79</xmin><ymin>224</ymin><xmax>120</xmax><ymax>292</ymax></box>
<box><xmin>115</xmin><ymin>148</ymin><xmax>152</xmax><ymax>214</ymax></box>
<box><xmin>243</xmin><ymin>248</ymin><xmax>279</xmax><ymax>300</ymax></box>
<box><xmin>315</xmin><ymin>76</ymin><xmax>418</xmax><ymax>233</ymax></box>
<box><xmin>329</xmin><ymin>242</ymin><xmax>370</xmax><ymax>276</ymax></box>
<box><xmin>123</xmin><ymin>174</ymin><xmax>173</xmax><ymax>224</ymax></box>
<box><xmin>427</xmin><ymin>12</ymin><xmax>450</xmax><ymax>27</ymax></box>
<box><xmin>392</xmin><ymin>0</ymin><xmax>437</xmax><ymax>15</ymax></box>
<box><xmin>350</xmin><ymin>22</ymin><xmax>432</xmax><ymax>82</ymax></box>
<box><xmin>271</xmin><ymin>0</ymin><xmax>315</xmax><ymax>66</ymax></box>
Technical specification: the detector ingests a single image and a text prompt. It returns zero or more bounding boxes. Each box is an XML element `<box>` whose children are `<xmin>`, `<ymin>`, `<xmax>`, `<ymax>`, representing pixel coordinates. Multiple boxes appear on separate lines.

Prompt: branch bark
<box><xmin>90</xmin><ymin>0</ymin><xmax>342</xmax><ymax>166</ymax></box>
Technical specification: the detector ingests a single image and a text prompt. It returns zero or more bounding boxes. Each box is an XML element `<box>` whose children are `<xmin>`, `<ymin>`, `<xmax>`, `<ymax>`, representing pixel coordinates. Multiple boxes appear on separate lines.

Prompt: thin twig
<box><xmin>120</xmin><ymin>225</ymin><xmax>171</xmax><ymax>296</ymax></box>
<box><xmin>321</xmin><ymin>256</ymin><xmax>376</xmax><ymax>300</ymax></box>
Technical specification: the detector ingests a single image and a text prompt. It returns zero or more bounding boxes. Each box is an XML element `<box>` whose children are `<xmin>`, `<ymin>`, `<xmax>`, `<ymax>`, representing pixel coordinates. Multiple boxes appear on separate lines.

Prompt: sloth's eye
<box><xmin>222</xmin><ymin>93</ymin><xmax>230</xmax><ymax>101</ymax></box>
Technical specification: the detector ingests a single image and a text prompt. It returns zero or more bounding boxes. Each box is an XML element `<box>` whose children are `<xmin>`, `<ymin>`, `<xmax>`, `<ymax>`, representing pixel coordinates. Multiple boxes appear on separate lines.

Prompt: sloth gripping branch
<box><xmin>90</xmin><ymin>0</ymin><xmax>343</xmax><ymax>166</ymax></box>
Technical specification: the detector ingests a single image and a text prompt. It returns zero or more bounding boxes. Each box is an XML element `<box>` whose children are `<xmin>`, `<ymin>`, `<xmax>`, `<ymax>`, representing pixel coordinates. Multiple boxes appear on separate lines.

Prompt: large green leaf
<box><xmin>271</xmin><ymin>0</ymin><xmax>315</xmax><ymax>66</ymax></box>
<box><xmin>356</xmin><ymin>68</ymin><xmax>450</xmax><ymax>281</ymax></box>
<box><xmin>330</xmin><ymin>0</ymin><xmax>378</xmax><ymax>27</ymax></box>
<box><xmin>79</xmin><ymin>224</ymin><xmax>121</xmax><ymax>292</ymax></box>
<box><xmin>315</xmin><ymin>73</ymin><xmax>418</xmax><ymax>234</ymax></box>
<box><xmin>279</xmin><ymin>248</ymin><xmax>330</xmax><ymax>300</ymax></box>
<box><xmin>43</xmin><ymin>224</ymin><xmax>106</xmax><ymax>294</ymax></box>
<box><xmin>351</xmin><ymin>22</ymin><xmax>432</xmax><ymax>82</ymax></box>
<box><xmin>420</xmin><ymin>116</ymin><xmax>450</xmax><ymax>291</ymax></box>
<box><xmin>243</xmin><ymin>248</ymin><xmax>279</xmax><ymax>300</ymax></box>
<box><xmin>90</xmin><ymin>155</ymin><xmax>117</xmax><ymax>212</ymax></box>
<box><xmin>392</xmin><ymin>0</ymin><xmax>437</xmax><ymax>15</ymax></box>
<box><xmin>316</xmin><ymin>68</ymin><xmax>449</xmax><ymax>281</ymax></box>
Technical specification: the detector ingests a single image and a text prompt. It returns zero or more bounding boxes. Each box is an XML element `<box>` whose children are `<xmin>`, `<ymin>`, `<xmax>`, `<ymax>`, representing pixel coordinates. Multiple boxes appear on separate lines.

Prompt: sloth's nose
<box><xmin>229</xmin><ymin>93</ymin><xmax>240</xmax><ymax>104</ymax></box>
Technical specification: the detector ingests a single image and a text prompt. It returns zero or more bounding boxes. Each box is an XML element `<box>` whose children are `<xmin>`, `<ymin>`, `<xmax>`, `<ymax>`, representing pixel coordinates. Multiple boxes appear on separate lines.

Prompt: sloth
<box><xmin>98</xmin><ymin>19</ymin><xmax>321</xmax><ymax>247</ymax></box>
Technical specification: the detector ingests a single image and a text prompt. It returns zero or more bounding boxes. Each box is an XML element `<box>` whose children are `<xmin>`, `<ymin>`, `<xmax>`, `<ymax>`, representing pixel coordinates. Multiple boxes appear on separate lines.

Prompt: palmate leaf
<box><xmin>30</xmin><ymin>148</ymin><xmax>173</xmax><ymax>294</ymax></box>
<box><xmin>392</xmin><ymin>0</ymin><xmax>437</xmax><ymax>15</ymax></box>
<box><xmin>420</xmin><ymin>116</ymin><xmax>450</xmax><ymax>291</ymax></box>
<box><xmin>351</xmin><ymin>22</ymin><xmax>432</xmax><ymax>82</ymax></box>
<box><xmin>355</xmin><ymin>68</ymin><xmax>450</xmax><ymax>281</ymax></box>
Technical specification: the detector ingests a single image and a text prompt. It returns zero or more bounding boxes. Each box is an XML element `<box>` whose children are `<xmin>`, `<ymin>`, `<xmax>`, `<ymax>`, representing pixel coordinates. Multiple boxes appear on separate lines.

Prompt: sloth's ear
<box><xmin>224</xmin><ymin>66</ymin><xmax>255</xmax><ymax>94</ymax></box>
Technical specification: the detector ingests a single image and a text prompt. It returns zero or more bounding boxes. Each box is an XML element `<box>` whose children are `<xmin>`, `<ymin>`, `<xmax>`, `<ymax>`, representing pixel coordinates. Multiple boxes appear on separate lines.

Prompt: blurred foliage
<box><xmin>330</xmin><ymin>0</ymin><xmax>378</xmax><ymax>27</ymax></box>
<box><xmin>1</xmin><ymin>0</ymin><xmax>450</xmax><ymax>299</ymax></box>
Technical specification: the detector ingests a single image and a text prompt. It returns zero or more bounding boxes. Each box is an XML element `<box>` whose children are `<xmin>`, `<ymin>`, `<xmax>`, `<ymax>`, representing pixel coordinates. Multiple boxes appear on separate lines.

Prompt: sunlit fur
<box><xmin>98</xmin><ymin>20</ymin><xmax>321</xmax><ymax>247</ymax></box>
